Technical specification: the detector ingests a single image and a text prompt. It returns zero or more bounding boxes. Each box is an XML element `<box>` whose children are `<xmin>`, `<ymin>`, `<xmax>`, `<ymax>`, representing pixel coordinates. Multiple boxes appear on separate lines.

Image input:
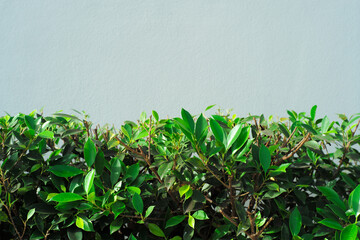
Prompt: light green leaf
<box><xmin>321</xmin><ymin>116</ymin><xmax>331</xmax><ymax>133</ymax></box>
<box><xmin>165</xmin><ymin>215</ymin><xmax>186</xmax><ymax>229</ymax></box>
<box><xmin>152</xmin><ymin>110</ymin><xmax>159</xmax><ymax>122</ymax></box>
<box><xmin>127</xmin><ymin>186</ymin><xmax>141</xmax><ymax>195</ymax></box>
<box><xmin>289</xmin><ymin>207</ymin><xmax>302</xmax><ymax>236</ymax></box>
<box><xmin>145</xmin><ymin>206</ymin><xmax>155</xmax><ymax>218</ymax></box>
<box><xmin>210</xmin><ymin>118</ymin><xmax>225</xmax><ymax>144</ymax></box>
<box><xmin>76</xmin><ymin>217</ymin><xmax>84</xmax><ymax>229</ymax></box>
<box><xmin>340</xmin><ymin>224</ymin><xmax>358</xmax><ymax>240</ymax></box>
<box><xmin>181</xmin><ymin>108</ymin><xmax>195</xmax><ymax>133</ymax></box>
<box><xmin>259</xmin><ymin>144</ymin><xmax>271</xmax><ymax>173</ymax></box>
<box><xmin>179</xmin><ymin>185</ymin><xmax>190</xmax><ymax>197</ymax></box>
<box><xmin>50</xmin><ymin>193</ymin><xmax>83</xmax><ymax>202</ymax></box>
<box><xmin>27</xmin><ymin>208</ymin><xmax>35</xmax><ymax>221</ymax></box>
<box><xmin>310</xmin><ymin>105</ymin><xmax>317</xmax><ymax>120</ymax></box>
<box><xmin>38</xmin><ymin>131</ymin><xmax>54</xmax><ymax>139</ymax></box>
<box><xmin>318</xmin><ymin>218</ymin><xmax>343</xmax><ymax>230</ymax></box>
<box><xmin>84</xmin><ymin>138</ymin><xmax>96</xmax><ymax>167</ymax></box>
<box><xmin>84</xmin><ymin>169</ymin><xmax>95</xmax><ymax>195</ymax></box>
<box><xmin>148</xmin><ymin>223</ymin><xmax>165</xmax><ymax>238</ymax></box>
<box><xmin>192</xmin><ymin>210</ymin><xmax>209</xmax><ymax>220</ymax></box>
<box><xmin>226</xmin><ymin>124</ymin><xmax>242</xmax><ymax>152</ymax></box>
<box><xmin>188</xmin><ymin>215</ymin><xmax>195</xmax><ymax>229</ymax></box>
<box><xmin>205</xmin><ymin>104</ymin><xmax>216</xmax><ymax>111</ymax></box>
<box><xmin>349</xmin><ymin>184</ymin><xmax>360</xmax><ymax>219</ymax></box>
<box><xmin>132</xmin><ymin>193</ymin><xmax>143</xmax><ymax>214</ymax></box>
<box><xmin>48</xmin><ymin>165</ymin><xmax>83</xmax><ymax>178</ymax></box>
<box><xmin>76</xmin><ymin>216</ymin><xmax>94</xmax><ymax>232</ymax></box>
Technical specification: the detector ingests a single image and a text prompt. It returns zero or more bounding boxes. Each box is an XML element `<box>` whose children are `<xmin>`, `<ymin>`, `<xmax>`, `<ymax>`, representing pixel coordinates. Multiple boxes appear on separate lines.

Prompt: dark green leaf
<box><xmin>148</xmin><ymin>223</ymin><xmax>165</xmax><ymax>237</ymax></box>
<box><xmin>210</xmin><ymin>118</ymin><xmax>225</xmax><ymax>144</ymax></box>
<box><xmin>132</xmin><ymin>193</ymin><xmax>143</xmax><ymax>214</ymax></box>
<box><xmin>195</xmin><ymin>114</ymin><xmax>207</xmax><ymax>141</ymax></box>
<box><xmin>166</xmin><ymin>215</ymin><xmax>186</xmax><ymax>228</ymax></box>
<box><xmin>84</xmin><ymin>138</ymin><xmax>96</xmax><ymax>167</ymax></box>
<box><xmin>110</xmin><ymin>158</ymin><xmax>121</xmax><ymax>187</ymax></box>
<box><xmin>181</xmin><ymin>108</ymin><xmax>195</xmax><ymax>133</ymax></box>
<box><xmin>48</xmin><ymin>165</ymin><xmax>83</xmax><ymax>178</ymax></box>
<box><xmin>318</xmin><ymin>186</ymin><xmax>346</xmax><ymax>211</ymax></box>
<box><xmin>318</xmin><ymin>218</ymin><xmax>343</xmax><ymax>230</ymax></box>
<box><xmin>25</xmin><ymin>115</ymin><xmax>36</xmax><ymax>130</ymax></box>
<box><xmin>110</xmin><ymin>218</ymin><xmax>123</xmax><ymax>235</ymax></box>
<box><xmin>226</xmin><ymin>124</ymin><xmax>242</xmax><ymax>152</ymax></box>
<box><xmin>278</xmin><ymin>123</ymin><xmax>290</xmax><ymax>138</ymax></box>
<box><xmin>289</xmin><ymin>207</ymin><xmax>302</xmax><ymax>236</ymax></box>
<box><xmin>95</xmin><ymin>150</ymin><xmax>105</xmax><ymax>175</ymax></box>
<box><xmin>259</xmin><ymin>144</ymin><xmax>271</xmax><ymax>173</ymax></box>
<box><xmin>50</xmin><ymin>193</ymin><xmax>83</xmax><ymax>202</ymax></box>
<box><xmin>349</xmin><ymin>184</ymin><xmax>360</xmax><ymax>218</ymax></box>
<box><xmin>112</xmin><ymin>201</ymin><xmax>126</xmax><ymax>219</ymax></box>
<box><xmin>125</xmin><ymin>163</ymin><xmax>139</xmax><ymax>183</ymax></box>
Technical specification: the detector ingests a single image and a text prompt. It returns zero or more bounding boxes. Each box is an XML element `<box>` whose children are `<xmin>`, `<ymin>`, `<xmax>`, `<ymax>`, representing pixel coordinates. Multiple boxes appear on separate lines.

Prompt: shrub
<box><xmin>0</xmin><ymin>106</ymin><xmax>359</xmax><ymax>240</ymax></box>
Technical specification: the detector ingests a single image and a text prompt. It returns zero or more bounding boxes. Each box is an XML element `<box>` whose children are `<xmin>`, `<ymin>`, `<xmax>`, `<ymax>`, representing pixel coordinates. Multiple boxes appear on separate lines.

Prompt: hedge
<box><xmin>0</xmin><ymin>106</ymin><xmax>360</xmax><ymax>240</ymax></box>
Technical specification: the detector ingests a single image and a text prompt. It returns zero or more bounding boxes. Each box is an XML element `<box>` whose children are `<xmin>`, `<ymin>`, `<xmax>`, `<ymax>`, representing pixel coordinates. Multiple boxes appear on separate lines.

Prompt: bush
<box><xmin>0</xmin><ymin>106</ymin><xmax>360</xmax><ymax>240</ymax></box>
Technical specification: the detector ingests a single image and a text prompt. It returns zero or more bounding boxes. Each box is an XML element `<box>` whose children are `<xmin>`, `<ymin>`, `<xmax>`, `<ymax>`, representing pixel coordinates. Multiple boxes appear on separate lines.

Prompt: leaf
<box><xmin>158</xmin><ymin>161</ymin><xmax>173</xmax><ymax>180</ymax></box>
<box><xmin>349</xmin><ymin>184</ymin><xmax>360</xmax><ymax>219</ymax></box>
<box><xmin>76</xmin><ymin>216</ymin><xmax>84</xmax><ymax>229</ymax></box>
<box><xmin>152</xmin><ymin>110</ymin><xmax>159</xmax><ymax>122</ymax></box>
<box><xmin>310</xmin><ymin>105</ymin><xmax>317</xmax><ymax>120</ymax></box>
<box><xmin>259</xmin><ymin>144</ymin><xmax>271</xmax><ymax>173</ymax></box>
<box><xmin>289</xmin><ymin>207</ymin><xmax>302</xmax><ymax>236</ymax></box>
<box><xmin>110</xmin><ymin>218</ymin><xmax>123</xmax><ymax>235</ymax></box>
<box><xmin>50</xmin><ymin>193</ymin><xmax>83</xmax><ymax>202</ymax></box>
<box><xmin>27</xmin><ymin>208</ymin><xmax>35</xmax><ymax>221</ymax></box>
<box><xmin>148</xmin><ymin>223</ymin><xmax>165</xmax><ymax>237</ymax></box>
<box><xmin>67</xmin><ymin>228</ymin><xmax>83</xmax><ymax>240</ymax></box>
<box><xmin>129</xmin><ymin>233</ymin><xmax>137</xmax><ymax>240</ymax></box>
<box><xmin>226</xmin><ymin>124</ymin><xmax>242</xmax><ymax>152</ymax></box>
<box><xmin>38</xmin><ymin>131</ymin><xmax>54</xmax><ymax>139</ymax></box>
<box><xmin>318</xmin><ymin>186</ymin><xmax>346</xmax><ymax>211</ymax></box>
<box><xmin>210</xmin><ymin>118</ymin><xmax>225</xmax><ymax>144</ymax></box>
<box><xmin>48</xmin><ymin>165</ymin><xmax>83</xmax><ymax>178</ymax></box>
<box><xmin>110</xmin><ymin>158</ymin><xmax>121</xmax><ymax>187</ymax></box>
<box><xmin>181</xmin><ymin>108</ymin><xmax>195</xmax><ymax>133</ymax></box>
<box><xmin>76</xmin><ymin>216</ymin><xmax>94</xmax><ymax>232</ymax></box>
<box><xmin>321</xmin><ymin>116</ymin><xmax>331</xmax><ymax>133</ymax></box>
<box><xmin>192</xmin><ymin>210</ymin><xmax>209</xmax><ymax>220</ymax></box>
<box><xmin>95</xmin><ymin>150</ymin><xmax>105</xmax><ymax>175</ymax></box>
<box><xmin>132</xmin><ymin>193</ymin><xmax>143</xmax><ymax>214</ymax></box>
<box><xmin>25</xmin><ymin>115</ymin><xmax>36</xmax><ymax>130</ymax></box>
<box><xmin>318</xmin><ymin>218</ymin><xmax>343</xmax><ymax>230</ymax></box>
<box><xmin>278</xmin><ymin>123</ymin><xmax>290</xmax><ymax>138</ymax></box>
<box><xmin>145</xmin><ymin>206</ymin><xmax>155</xmax><ymax>218</ymax></box>
<box><xmin>188</xmin><ymin>215</ymin><xmax>195</xmax><ymax>229</ymax></box>
<box><xmin>84</xmin><ymin>169</ymin><xmax>95</xmax><ymax>195</ymax></box>
<box><xmin>179</xmin><ymin>185</ymin><xmax>190</xmax><ymax>197</ymax></box>
<box><xmin>166</xmin><ymin>215</ymin><xmax>186</xmax><ymax>228</ymax></box>
<box><xmin>232</xmin><ymin>126</ymin><xmax>250</xmax><ymax>152</ymax></box>
<box><xmin>125</xmin><ymin>163</ymin><xmax>139</xmax><ymax>183</ymax></box>
<box><xmin>84</xmin><ymin>138</ymin><xmax>96</xmax><ymax>167</ymax></box>
<box><xmin>195</xmin><ymin>114</ymin><xmax>207</xmax><ymax>141</ymax></box>
<box><xmin>140</xmin><ymin>111</ymin><xmax>147</xmax><ymax>122</ymax></box>
<box><xmin>112</xmin><ymin>201</ymin><xmax>126</xmax><ymax>219</ymax></box>
<box><xmin>205</xmin><ymin>104</ymin><xmax>216</xmax><ymax>111</ymax></box>
<box><xmin>340</xmin><ymin>224</ymin><xmax>358</xmax><ymax>240</ymax></box>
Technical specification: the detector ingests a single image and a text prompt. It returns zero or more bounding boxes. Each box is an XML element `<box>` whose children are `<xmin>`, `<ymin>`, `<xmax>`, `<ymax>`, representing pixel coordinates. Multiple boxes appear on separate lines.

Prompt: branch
<box><xmin>276</xmin><ymin>133</ymin><xmax>311</xmax><ymax>166</ymax></box>
<box><xmin>352</xmin><ymin>119</ymin><xmax>360</xmax><ymax>137</ymax></box>
<box><xmin>281</xmin><ymin>127</ymin><xmax>297</xmax><ymax>147</ymax></box>
<box><xmin>219</xmin><ymin>209</ymin><xmax>237</xmax><ymax>227</ymax></box>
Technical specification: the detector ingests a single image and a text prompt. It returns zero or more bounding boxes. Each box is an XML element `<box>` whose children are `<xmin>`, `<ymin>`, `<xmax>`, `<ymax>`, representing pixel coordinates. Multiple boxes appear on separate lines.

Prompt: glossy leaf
<box><xmin>112</xmin><ymin>201</ymin><xmax>126</xmax><ymax>219</ymax></box>
<box><xmin>166</xmin><ymin>215</ymin><xmax>186</xmax><ymax>229</ymax></box>
<box><xmin>145</xmin><ymin>205</ymin><xmax>155</xmax><ymax>218</ymax></box>
<box><xmin>50</xmin><ymin>193</ymin><xmax>83</xmax><ymax>202</ymax></box>
<box><xmin>25</xmin><ymin>115</ymin><xmax>36</xmax><ymax>130</ymax></box>
<box><xmin>132</xmin><ymin>193</ymin><xmax>143</xmax><ymax>214</ymax></box>
<box><xmin>318</xmin><ymin>186</ymin><xmax>346</xmax><ymax>211</ymax></box>
<box><xmin>84</xmin><ymin>138</ymin><xmax>96</xmax><ymax>167</ymax></box>
<box><xmin>188</xmin><ymin>215</ymin><xmax>195</xmax><ymax>229</ymax></box>
<box><xmin>340</xmin><ymin>224</ymin><xmax>358</xmax><ymax>240</ymax></box>
<box><xmin>226</xmin><ymin>124</ymin><xmax>242</xmax><ymax>152</ymax></box>
<box><xmin>84</xmin><ymin>169</ymin><xmax>95</xmax><ymax>195</ymax></box>
<box><xmin>195</xmin><ymin>113</ymin><xmax>207</xmax><ymax>141</ymax></box>
<box><xmin>318</xmin><ymin>218</ymin><xmax>343</xmax><ymax>230</ymax></box>
<box><xmin>27</xmin><ymin>208</ymin><xmax>35</xmax><ymax>221</ymax></box>
<box><xmin>125</xmin><ymin>163</ymin><xmax>139</xmax><ymax>183</ymax></box>
<box><xmin>210</xmin><ymin>118</ymin><xmax>225</xmax><ymax>144</ymax></box>
<box><xmin>349</xmin><ymin>184</ymin><xmax>360</xmax><ymax>219</ymax></box>
<box><xmin>110</xmin><ymin>218</ymin><xmax>123</xmax><ymax>235</ymax></box>
<box><xmin>38</xmin><ymin>130</ymin><xmax>54</xmax><ymax>139</ymax></box>
<box><xmin>110</xmin><ymin>158</ymin><xmax>121</xmax><ymax>187</ymax></box>
<box><xmin>48</xmin><ymin>165</ymin><xmax>83</xmax><ymax>178</ymax></box>
<box><xmin>259</xmin><ymin>144</ymin><xmax>271</xmax><ymax>173</ymax></box>
<box><xmin>179</xmin><ymin>185</ymin><xmax>190</xmax><ymax>197</ymax></box>
<box><xmin>289</xmin><ymin>207</ymin><xmax>302</xmax><ymax>236</ymax></box>
<box><xmin>192</xmin><ymin>210</ymin><xmax>209</xmax><ymax>220</ymax></box>
<box><xmin>181</xmin><ymin>108</ymin><xmax>195</xmax><ymax>133</ymax></box>
<box><xmin>148</xmin><ymin>223</ymin><xmax>165</xmax><ymax>238</ymax></box>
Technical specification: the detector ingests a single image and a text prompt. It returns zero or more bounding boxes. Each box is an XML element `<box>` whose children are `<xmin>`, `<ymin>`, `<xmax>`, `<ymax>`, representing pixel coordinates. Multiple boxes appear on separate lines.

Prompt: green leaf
<box><xmin>95</xmin><ymin>150</ymin><xmax>105</xmax><ymax>175</ymax></box>
<box><xmin>76</xmin><ymin>216</ymin><xmax>84</xmax><ymax>229</ymax></box>
<box><xmin>232</xmin><ymin>126</ymin><xmax>250</xmax><ymax>152</ymax></box>
<box><xmin>50</xmin><ymin>193</ymin><xmax>83</xmax><ymax>202</ymax></box>
<box><xmin>158</xmin><ymin>161</ymin><xmax>173</xmax><ymax>180</ymax></box>
<box><xmin>84</xmin><ymin>169</ymin><xmax>95</xmax><ymax>195</ymax></box>
<box><xmin>321</xmin><ymin>116</ymin><xmax>331</xmax><ymax>133</ymax></box>
<box><xmin>195</xmin><ymin>114</ymin><xmax>208</xmax><ymax>141</ymax></box>
<box><xmin>318</xmin><ymin>218</ymin><xmax>343</xmax><ymax>230</ymax></box>
<box><xmin>27</xmin><ymin>208</ymin><xmax>35</xmax><ymax>221</ymax></box>
<box><xmin>152</xmin><ymin>110</ymin><xmax>159</xmax><ymax>122</ymax></box>
<box><xmin>25</xmin><ymin>115</ymin><xmax>36</xmax><ymax>130</ymax></box>
<box><xmin>165</xmin><ymin>215</ymin><xmax>186</xmax><ymax>228</ymax></box>
<box><xmin>38</xmin><ymin>130</ymin><xmax>54</xmax><ymax>139</ymax></box>
<box><xmin>110</xmin><ymin>218</ymin><xmax>123</xmax><ymax>235</ymax></box>
<box><xmin>145</xmin><ymin>206</ymin><xmax>155</xmax><ymax>218</ymax></box>
<box><xmin>259</xmin><ymin>144</ymin><xmax>271</xmax><ymax>173</ymax></box>
<box><xmin>226</xmin><ymin>124</ymin><xmax>242</xmax><ymax>152</ymax></box>
<box><xmin>125</xmin><ymin>163</ymin><xmax>139</xmax><ymax>183</ymax></box>
<box><xmin>179</xmin><ymin>185</ymin><xmax>190</xmax><ymax>197</ymax></box>
<box><xmin>140</xmin><ymin>111</ymin><xmax>147</xmax><ymax>122</ymax></box>
<box><xmin>188</xmin><ymin>215</ymin><xmax>195</xmax><ymax>229</ymax></box>
<box><xmin>289</xmin><ymin>207</ymin><xmax>302</xmax><ymax>236</ymax></box>
<box><xmin>76</xmin><ymin>216</ymin><xmax>94</xmax><ymax>232</ymax></box>
<box><xmin>48</xmin><ymin>165</ymin><xmax>83</xmax><ymax>178</ymax></box>
<box><xmin>132</xmin><ymin>193</ymin><xmax>143</xmax><ymax>214</ymax></box>
<box><xmin>112</xmin><ymin>201</ymin><xmax>126</xmax><ymax>219</ymax></box>
<box><xmin>205</xmin><ymin>104</ymin><xmax>216</xmax><ymax>111</ymax></box>
<box><xmin>0</xmin><ymin>211</ymin><xmax>8</xmax><ymax>222</ymax></box>
<box><xmin>310</xmin><ymin>105</ymin><xmax>317</xmax><ymax>120</ymax></box>
<box><xmin>67</xmin><ymin>228</ymin><xmax>83</xmax><ymax>240</ymax></box>
<box><xmin>129</xmin><ymin>233</ymin><xmax>137</xmax><ymax>240</ymax></box>
<box><xmin>278</xmin><ymin>123</ymin><xmax>290</xmax><ymax>138</ymax></box>
<box><xmin>181</xmin><ymin>108</ymin><xmax>195</xmax><ymax>133</ymax></box>
<box><xmin>192</xmin><ymin>210</ymin><xmax>209</xmax><ymax>220</ymax></box>
<box><xmin>340</xmin><ymin>224</ymin><xmax>358</xmax><ymax>240</ymax></box>
<box><xmin>318</xmin><ymin>186</ymin><xmax>346</xmax><ymax>211</ymax></box>
<box><xmin>84</xmin><ymin>138</ymin><xmax>96</xmax><ymax>167</ymax></box>
<box><xmin>210</xmin><ymin>118</ymin><xmax>225</xmax><ymax>144</ymax></box>
<box><xmin>127</xmin><ymin>186</ymin><xmax>141</xmax><ymax>195</ymax></box>
<box><xmin>148</xmin><ymin>223</ymin><xmax>165</xmax><ymax>238</ymax></box>
<box><xmin>110</xmin><ymin>158</ymin><xmax>121</xmax><ymax>187</ymax></box>
<box><xmin>349</xmin><ymin>184</ymin><xmax>360</xmax><ymax>219</ymax></box>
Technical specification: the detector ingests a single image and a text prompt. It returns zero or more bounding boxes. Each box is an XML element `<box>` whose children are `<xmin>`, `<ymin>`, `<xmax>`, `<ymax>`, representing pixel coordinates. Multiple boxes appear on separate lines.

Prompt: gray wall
<box><xmin>1</xmin><ymin>1</ymin><xmax>359</xmax><ymax>126</ymax></box>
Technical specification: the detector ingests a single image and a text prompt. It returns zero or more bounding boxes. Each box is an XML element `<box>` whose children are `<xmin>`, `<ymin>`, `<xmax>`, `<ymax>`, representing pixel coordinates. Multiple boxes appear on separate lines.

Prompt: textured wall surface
<box><xmin>1</xmin><ymin>1</ymin><xmax>359</xmax><ymax>125</ymax></box>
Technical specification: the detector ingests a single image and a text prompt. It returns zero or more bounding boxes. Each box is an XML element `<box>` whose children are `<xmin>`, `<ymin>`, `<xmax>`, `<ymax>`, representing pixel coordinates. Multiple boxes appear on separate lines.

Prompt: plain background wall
<box><xmin>1</xmin><ymin>1</ymin><xmax>359</xmax><ymax>126</ymax></box>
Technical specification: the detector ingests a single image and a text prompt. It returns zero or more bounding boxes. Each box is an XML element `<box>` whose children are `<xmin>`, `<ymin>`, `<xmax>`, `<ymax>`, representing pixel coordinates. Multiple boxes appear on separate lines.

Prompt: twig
<box><xmin>276</xmin><ymin>133</ymin><xmax>311</xmax><ymax>166</ymax></box>
<box><xmin>352</xmin><ymin>119</ymin><xmax>360</xmax><ymax>137</ymax></box>
<box><xmin>281</xmin><ymin>127</ymin><xmax>297</xmax><ymax>147</ymax></box>
<box><xmin>219</xmin><ymin>209</ymin><xmax>237</xmax><ymax>227</ymax></box>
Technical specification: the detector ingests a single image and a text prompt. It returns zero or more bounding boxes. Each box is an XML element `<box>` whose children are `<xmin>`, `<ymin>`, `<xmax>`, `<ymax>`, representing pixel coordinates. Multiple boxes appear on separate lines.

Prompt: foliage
<box><xmin>0</xmin><ymin>106</ymin><xmax>360</xmax><ymax>240</ymax></box>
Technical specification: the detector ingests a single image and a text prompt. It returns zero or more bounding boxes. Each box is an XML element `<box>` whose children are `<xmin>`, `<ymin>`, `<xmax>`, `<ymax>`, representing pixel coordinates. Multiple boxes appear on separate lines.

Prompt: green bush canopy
<box><xmin>0</xmin><ymin>106</ymin><xmax>360</xmax><ymax>240</ymax></box>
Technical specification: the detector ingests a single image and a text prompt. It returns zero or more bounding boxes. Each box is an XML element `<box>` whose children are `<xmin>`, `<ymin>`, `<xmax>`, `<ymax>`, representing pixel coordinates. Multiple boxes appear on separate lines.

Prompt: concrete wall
<box><xmin>1</xmin><ymin>1</ymin><xmax>359</xmax><ymax>125</ymax></box>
